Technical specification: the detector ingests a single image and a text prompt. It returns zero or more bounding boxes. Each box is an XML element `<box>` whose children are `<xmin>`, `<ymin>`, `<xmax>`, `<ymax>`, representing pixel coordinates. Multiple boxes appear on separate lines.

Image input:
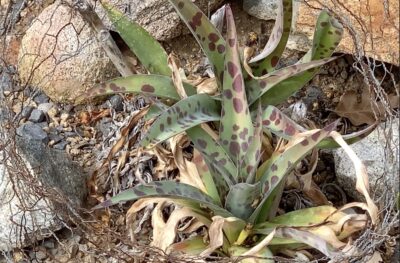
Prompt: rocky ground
<box><xmin>0</xmin><ymin>0</ymin><xmax>399</xmax><ymax>262</ymax></box>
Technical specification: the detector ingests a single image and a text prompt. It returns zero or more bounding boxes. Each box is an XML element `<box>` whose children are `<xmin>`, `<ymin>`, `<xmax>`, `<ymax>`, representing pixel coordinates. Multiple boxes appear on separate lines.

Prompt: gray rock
<box><xmin>53</xmin><ymin>141</ymin><xmax>68</xmax><ymax>150</ymax></box>
<box><xmin>109</xmin><ymin>95</ymin><xmax>123</xmax><ymax>112</ymax></box>
<box><xmin>33</xmin><ymin>92</ymin><xmax>50</xmax><ymax>104</ymax></box>
<box><xmin>243</xmin><ymin>0</ymin><xmax>279</xmax><ymax>20</ymax></box>
<box><xmin>334</xmin><ymin>119</ymin><xmax>400</xmax><ymax>200</ymax></box>
<box><xmin>28</xmin><ymin>109</ymin><xmax>45</xmax><ymax>122</ymax></box>
<box><xmin>16</xmin><ymin>123</ymin><xmax>49</xmax><ymax>143</ymax></box>
<box><xmin>0</xmin><ymin>135</ymin><xmax>88</xmax><ymax>251</ymax></box>
<box><xmin>49</xmin><ymin>134</ymin><xmax>63</xmax><ymax>144</ymax></box>
<box><xmin>21</xmin><ymin>106</ymin><xmax>34</xmax><ymax>119</ymax></box>
<box><xmin>37</xmin><ymin>102</ymin><xmax>54</xmax><ymax>113</ymax></box>
<box><xmin>243</xmin><ymin>0</ymin><xmax>299</xmax><ymax>23</ymax></box>
<box><xmin>0</xmin><ymin>70</ymin><xmax>13</xmax><ymax>93</ymax></box>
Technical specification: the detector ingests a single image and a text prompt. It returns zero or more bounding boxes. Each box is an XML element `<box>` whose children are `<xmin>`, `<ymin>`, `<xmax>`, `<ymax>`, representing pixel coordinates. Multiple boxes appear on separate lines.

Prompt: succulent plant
<box><xmin>83</xmin><ymin>0</ymin><xmax>378</xmax><ymax>261</ymax></box>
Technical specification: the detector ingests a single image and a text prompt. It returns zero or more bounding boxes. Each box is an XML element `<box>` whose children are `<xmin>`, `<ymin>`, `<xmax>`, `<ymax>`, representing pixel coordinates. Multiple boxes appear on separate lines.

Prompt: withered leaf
<box><xmin>334</xmin><ymin>89</ymin><xmax>399</xmax><ymax>126</ymax></box>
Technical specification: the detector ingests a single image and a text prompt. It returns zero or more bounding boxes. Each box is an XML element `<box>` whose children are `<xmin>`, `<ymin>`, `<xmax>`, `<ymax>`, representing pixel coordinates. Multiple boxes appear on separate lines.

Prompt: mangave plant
<box><xmin>84</xmin><ymin>0</ymin><xmax>378</xmax><ymax>261</ymax></box>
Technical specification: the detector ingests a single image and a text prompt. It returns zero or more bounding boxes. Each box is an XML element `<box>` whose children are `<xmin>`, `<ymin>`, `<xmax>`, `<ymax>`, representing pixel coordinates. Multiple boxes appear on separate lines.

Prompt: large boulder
<box><xmin>0</xmin><ymin>138</ymin><xmax>88</xmax><ymax>251</ymax></box>
<box><xmin>18</xmin><ymin>3</ymin><xmax>119</xmax><ymax>103</ymax></box>
<box><xmin>333</xmin><ymin>119</ymin><xmax>399</xmax><ymax>201</ymax></box>
<box><xmin>94</xmin><ymin>0</ymin><xmax>225</xmax><ymax>41</ymax></box>
<box><xmin>0</xmin><ymin>117</ymin><xmax>87</xmax><ymax>251</ymax></box>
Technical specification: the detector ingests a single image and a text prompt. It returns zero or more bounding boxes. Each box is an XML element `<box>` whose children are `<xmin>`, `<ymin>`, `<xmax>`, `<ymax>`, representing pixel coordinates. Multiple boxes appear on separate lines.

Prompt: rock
<box><xmin>53</xmin><ymin>141</ymin><xmax>68</xmax><ymax>150</ymax></box>
<box><xmin>28</xmin><ymin>109</ymin><xmax>45</xmax><ymax>123</ymax></box>
<box><xmin>0</xmin><ymin>69</ymin><xmax>13</xmax><ymax>93</ymax></box>
<box><xmin>108</xmin><ymin>95</ymin><xmax>123</xmax><ymax>112</ymax></box>
<box><xmin>33</xmin><ymin>92</ymin><xmax>50</xmax><ymax>104</ymax></box>
<box><xmin>18</xmin><ymin>3</ymin><xmax>119</xmax><ymax>103</ymax></box>
<box><xmin>291</xmin><ymin>0</ymin><xmax>399</xmax><ymax>65</ymax></box>
<box><xmin>20</xmin><ymin>105</ymin><xmax>34</xmax><ymax>119</ymax></box>
<box><xmin>16</xmin><ymin>123</ymin><xmax>49</xmax><ymax>143</ymax></box>
<box><xmin>94</xmin><ymin>0</ymin><xmax>225</xmax><ymax>41</ymax></box>
<box><xmin>37</xmin><ymin>102</ymin><xmax>54</xmax><ymax>113</ymax></box>
<box><xmin>243</xmin><ymin>0</ymin><xmax>299</xmax><ymax>23</ymax></box>
<box><xmin>0</xmin><ymin>136</ymin><xmax>88</xmax><ymax>251</ymax></box>
<box><xmin>334</xmin><ymin>119</ymin><xmax>400</xmax><ymax>200</ymax></box>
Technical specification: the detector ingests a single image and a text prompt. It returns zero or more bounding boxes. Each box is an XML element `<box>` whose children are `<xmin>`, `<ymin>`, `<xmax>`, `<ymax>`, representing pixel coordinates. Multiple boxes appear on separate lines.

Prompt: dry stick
<box><xmin>64</xmin><ymin>0</ymin><xmax>134</xmax><ymax>77</ymax></box>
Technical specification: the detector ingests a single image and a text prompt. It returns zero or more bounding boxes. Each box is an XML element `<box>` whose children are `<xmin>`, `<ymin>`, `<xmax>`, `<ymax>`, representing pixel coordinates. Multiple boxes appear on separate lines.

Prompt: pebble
<box><xmin>20</xmin><ymin>106</ymin><xmax>33</xmax><ymax>119</ymax></box>
<box><xmin>48</xmin><ymin>134</ymin><xmax>63</xmax><ymax>144</ymax></box>
<box><xmin>33</xmin><ymin>92</ymin><xmax>50</xmax><ymax>104</ymax></box>
<box><xmin>37</xmin><ymin>102</ymin><xmax>54</xmax><ymax>113</ymax></box>
<box><xmin>16</xmin><ymin>123</ymin><xmax>49</xmax><ymax>143</ymax></box>
<box><xmin>53</xmin><ymin>141</ymin><xmax>68</xmax><ymax>150</ymax></box>
<box><xmin>28</xmin><ymin>108</ymin><xmax>45</xmax><ymax>122</ymax></box>
<box><xmin>109</xmin><ymin>95</ymin><xmax>124</xmax><ymax>112</ymax></box>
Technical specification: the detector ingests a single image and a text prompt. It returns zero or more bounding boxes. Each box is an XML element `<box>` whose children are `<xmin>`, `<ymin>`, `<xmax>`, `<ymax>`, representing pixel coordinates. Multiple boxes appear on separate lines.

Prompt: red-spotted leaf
<box><xmin>93</xmin><ymin>181</ymin><xmax>233</xmax><ymax>218</ymax></box>
<box><xmin>225</xmin><ymin>183</ymin><xmax>261</xmax><ymax>220</ymax></box>
<box><xmin>168</xmin><ymin>0</ymin><xmax>226</xmax><ymax>84</ymax></box>
<box><xmin>248</xmin><ymin>57</ymin><xmax>337</xmax><ymax>105</ymax></box>
<box><xmin>261</xmin><ymin>106</ymin><xmax>377</xmax><ymax>149</ymax></box>
<box><xmin>219</xmin><ymin>5</ymin><xmax>254</xmax><ymax>165</ymax></box>
<box><xmin>140</xmin><ymin>94</ymin><xmax>221</xmax><ymax>147</ymax></box>
<box><xmin>187</xmin><ymin>126</ymin><xmax>237</xmax><ymax>197</ymax></box>
<box><xmin>251</xmin><ymin>121</ymin><xmax>339</xmax><ymax>223</ymax></box>
<box><xmin>258</xmin><ymin>11</ymin><xmax>343</xmax><ymax>106</ymax></box>
<box><xmin>76</xmin><ymin>75</ymin><xmax>197</xmax><ymax>103</ymax></box>
<box><xmin>249</xmin><ymin>0</ymin><xmax>293</xmax><ymax>75</ymax></box>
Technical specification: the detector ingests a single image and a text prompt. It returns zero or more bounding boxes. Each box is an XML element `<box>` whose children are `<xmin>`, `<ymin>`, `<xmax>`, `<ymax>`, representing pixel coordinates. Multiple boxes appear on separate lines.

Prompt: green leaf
<box><xmin>261</xmin><ymin>105</ymin><xmax>304</xmax><ymax>138</ymax></box>
<box><xmin>254</xmin><ymin>206</ymin><xmax>338</xmax><ymax>231</ymax></box>
<box><xmin>261</xmin><ymin>106</ymin><xmax>376</xmax><ymax>149</ymax></box>
<box><xmin>249</xmin><ymin>0</ymin><xmax>293</xmax><ymax>75</ymax></box>
<box><xmin>187</xmin><ymin>126</ymin><xmax>237</xmax><ymax>192</ymax></box>
<box><xmin>102</xmin><ymin>2</ymin><xmax>171</xmax><ymax>76</ymax></box>
<box><xmin>76</xmin><ymin>75</ymin><xmax>196</xmax><ymax>103</ymax></box>
<box><xmin>229</xmin><ymin>245</ymin><xmax>274</xmax><ymax>263</ymax></box>
<box><xmin>249</xmin><ymin>57</ymin><xmax>337</xmax><ymax>105</ymax></box>
<box><xmin>168</xmin><ymin>236</ymin><xmax>208</xmax><ymax>255</ymax></box>
<box><xmin>251</xmin><ymin>121</ymin><xmax>339</xmax><ymax>223</ymax></box>
<box><xmin>192</xmin><ymin>149</ymin><xmax>222</xmax><ymax>205</ymax></box>
<box><xmin>140</xmin><ymin>94</ymin><xmax>221</xmax><ymax>147</ymax></box>
<box><xmin>168</xmin><ymin>0</ymin><xmax>225</xmax><ymax>83</ymax></box>
<box><xmin>225</xmin><ymin>183</ymin><xmax>260</xmax><ymax>220</ymax></box>
<box><xmin>243</xmin><ymin>102</ymin><xmax>263</xmax><ymax>184</ymax></box>
<box><xmin>219</xmin><ymin>5</ymin><xmax>254</xmax><ymax>165</ymax></box>
<box><xmin>93</xmin><ymin>181</ymin><xmax>233</xmax><ymax>218</ymax></box>
<box><xmin>258</xmin><ymin>10</ymin><xmax>343</xmax><ymax>106</ymax></box>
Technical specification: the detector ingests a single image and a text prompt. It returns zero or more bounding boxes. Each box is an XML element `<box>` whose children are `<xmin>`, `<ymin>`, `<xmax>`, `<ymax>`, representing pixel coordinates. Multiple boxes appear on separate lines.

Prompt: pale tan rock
<box><xmin>290</xmin><ymin>0</ymin><xmax>399</xmax><ymax>65</ymax></box>
<box><xmin>18</xmin><ymin>3</ymin><xmax>119</xmax><ymax>103</ymax></box>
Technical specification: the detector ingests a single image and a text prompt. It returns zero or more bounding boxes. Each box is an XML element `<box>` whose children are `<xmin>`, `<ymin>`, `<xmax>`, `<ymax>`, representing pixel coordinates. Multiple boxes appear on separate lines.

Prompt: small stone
<box><xmin>64</xmin><ymin>131</ymin><xmax>77</xmax><ymax>137</ymax></box>
<box><xmin>60</xmin><ymin>112</ymin><xmax>69</xmax><ymax>121</ymax></box>
<box><xmin>16</xmin><ymin>123</ymin><xmax>49</xmax><ymax>143</ymax></box>
<box><xmin>43</xmin><ymin>240</ymin><xmax>55</xmax><ymax>249</ymax></box>
<box><xmin>53</xmin><ymin>141</ymin><xmax>68</xmax><ymax>150</ymax></box>
<box><xmin>21</xmin><ymin>106</ymin><xmax>34</xmax><ymax>119</ymax></box>
<box><xmin>109</xmin><ymin>95</ymin><xmax>123</xmax><ymax>111</ymax></box>
<box><xmin>49</xmin><ymin>134</ymin><xmax>63</xmax><ymax>144</ymax></box>
<box><xmin>69</xmin><ymin>244</ymin><xmax>79</xmax><ymax>258</ymax></box>
<box><xmin>35</xmin><ymin>250</ymin><xmax>48</xmax><ymax>261</ymax></box>
<box><xmin>37</xmin><ymin>102</ymin><xmax>54</xmax><ymax>113</ymax></box>
<box><xmin>34</xmin><ymin>92</ymin><xmax>50</xmax><ymax>104</ymax></box>
<box><xmin>28</xmin><ymin>109</ymin><xmax>45</xmax><ymax>122</ymax></box>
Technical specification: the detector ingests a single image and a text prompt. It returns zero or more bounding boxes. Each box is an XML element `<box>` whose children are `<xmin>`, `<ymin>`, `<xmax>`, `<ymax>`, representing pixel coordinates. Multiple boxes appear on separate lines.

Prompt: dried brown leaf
<box><xmin>334</xmin><ymin>89</ymin><xmax>399</xmax><ymax>126</ymax></box>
